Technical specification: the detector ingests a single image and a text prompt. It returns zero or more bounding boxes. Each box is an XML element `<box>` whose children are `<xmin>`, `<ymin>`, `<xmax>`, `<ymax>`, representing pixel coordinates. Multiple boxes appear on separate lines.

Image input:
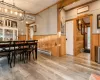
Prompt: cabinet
<box><xmin>0</xmin><ymin>27</ymin><xmax>18</xmax><ymax>41</ymax></box>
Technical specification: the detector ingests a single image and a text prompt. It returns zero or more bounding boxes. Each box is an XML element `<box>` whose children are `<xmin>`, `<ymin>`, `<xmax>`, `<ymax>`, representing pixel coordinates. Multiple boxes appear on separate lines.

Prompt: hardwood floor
<box><xmin>0</xmin><ymin>53</ymin><xmax>100</xmax><ymax>80</ymax></box>
<box><xmin>77</xmin><ymin>53</ymin><xmax>90</xmax><ymax>60</ymax></box>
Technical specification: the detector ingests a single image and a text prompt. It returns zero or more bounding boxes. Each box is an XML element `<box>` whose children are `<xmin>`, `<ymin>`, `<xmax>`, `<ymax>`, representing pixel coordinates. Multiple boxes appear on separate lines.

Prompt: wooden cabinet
<box><xmin>0</xmin><ymin>27</ymin><xmax>18</xmax><ymax>41</ymax></box>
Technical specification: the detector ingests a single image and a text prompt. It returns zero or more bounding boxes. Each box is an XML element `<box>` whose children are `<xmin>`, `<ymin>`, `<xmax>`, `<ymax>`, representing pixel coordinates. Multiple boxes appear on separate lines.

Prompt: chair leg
<box><xmin>28</xmin><ymin>52</ymin><xmax>31</xmax><ymax>61</ymax></box>
<box><xmin>9</xmin><ymin>53</ymin><xmax>13</xmax><ymax>68</ymax></box>
<box><xmin>7</xmin><ymin>54</ymin><xmax>10</xmax><ymax>64</ymax></box>
<box><xmin>32</xmin><ymin>50</ymin><xmax>34</xmax><ymax>60</ymax></box>
<box><xmin>13</xmin><ymin>54</ymin><xmax>16</xmax><ymax>67</ymax></box>
<box><xmin>20</xmin><ymin>54</ymin><xmax>21</xmax><ymax>61</ymax></box>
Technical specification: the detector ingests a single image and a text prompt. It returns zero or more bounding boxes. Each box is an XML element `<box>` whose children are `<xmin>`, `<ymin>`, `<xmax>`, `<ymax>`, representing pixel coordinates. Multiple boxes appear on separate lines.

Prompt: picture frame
<box><xmin>97</xmin><ymin>14</ymin><xmax>100</xmax><ymax>29</ymax></box>
<box><xmin>33</xmin><ymin>25</ymin><xmax>37</xmax><ymax>32</ymax></box>
<box><xmin>11</xmin><ymin>21</ymin><xmax>17</xmax><ymax>28</ymax></box>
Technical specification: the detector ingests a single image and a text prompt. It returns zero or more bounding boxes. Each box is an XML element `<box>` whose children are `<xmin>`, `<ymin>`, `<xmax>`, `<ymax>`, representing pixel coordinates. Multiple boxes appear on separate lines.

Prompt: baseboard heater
<box><xmin>38</xmin><ymin>49</ymin><xmax>51</xmax><ymax>56</ymax></box>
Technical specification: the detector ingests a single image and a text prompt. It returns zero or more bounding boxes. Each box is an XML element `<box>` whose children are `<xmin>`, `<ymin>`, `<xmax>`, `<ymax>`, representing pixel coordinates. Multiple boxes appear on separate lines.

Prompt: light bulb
<box><xmin>4</xmin><ymin>9</ymin><xmax>8</xmax><ymax>12</ymax></box>
<box><xmin>19</xmin><ymin>13</ymin><xmax>22</xmax><ymax>16</ymax></box>
<box><xmin>10</xmin><ymin>10</ymin><xmax>13</xmax><ymax>14</ymax></box>
<box><xmin>15</xmin><ymin>12</ymin><xmax>18</xmax><ymax>15</ymax></box>
<box><xmin>26</xmin><ymin>21</ymin><xmax>28</xmax><ymax>24</ymax></box>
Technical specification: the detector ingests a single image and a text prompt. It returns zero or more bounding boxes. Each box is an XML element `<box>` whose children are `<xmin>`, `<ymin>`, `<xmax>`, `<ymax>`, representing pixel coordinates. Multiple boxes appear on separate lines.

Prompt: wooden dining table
<box><xmin>0</xmin><ymin>40</ymin><xmax>38</xmax><ymax>68</ymax></box>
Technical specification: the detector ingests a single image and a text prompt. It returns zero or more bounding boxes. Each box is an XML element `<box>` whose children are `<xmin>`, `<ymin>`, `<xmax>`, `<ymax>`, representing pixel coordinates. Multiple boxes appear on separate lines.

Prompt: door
<box><xmin>66</xmin><ymin>21</ymin><xmax>74</xmax><ymax>55</ymax></box>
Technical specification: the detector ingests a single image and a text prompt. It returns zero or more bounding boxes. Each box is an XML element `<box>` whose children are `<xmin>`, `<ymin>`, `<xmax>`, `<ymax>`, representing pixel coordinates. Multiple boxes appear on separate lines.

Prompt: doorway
<box><xmin>74</xmin><ymin>15</ymin><xmax>92</xmax><ymax>60</ymax></box>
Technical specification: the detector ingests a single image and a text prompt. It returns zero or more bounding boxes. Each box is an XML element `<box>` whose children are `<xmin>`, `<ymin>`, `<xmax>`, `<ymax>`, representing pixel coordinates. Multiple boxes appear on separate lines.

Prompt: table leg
<box><xmin>35</xmin><ymin>44</ymin><xmax>37</xmax><ymax>60</ymax></box>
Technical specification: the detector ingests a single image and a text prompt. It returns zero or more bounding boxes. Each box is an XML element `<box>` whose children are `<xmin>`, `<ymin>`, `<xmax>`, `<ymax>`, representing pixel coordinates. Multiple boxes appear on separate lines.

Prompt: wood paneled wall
<box><xmin>91</xmin><ymin>34</ymin><xmax>99</xmax><ymax>61</ymax></box>
<box><xmin>33</xmin><ymin>35</ymin><xmax>66</xmax><ymax>57</ymax></box>
<box><xmin>74</xmin><ymin>19</ymin><xmax>84</xmax><ymax>56</ymax></box>
<box><xmin>18</xmin><ymin>35</ymin><xmax>26</xmax><ymax>40</ymax></box>
<box><xmin>60</xmin><ymin>36</ymin><xmax>66</xmax><ymax>56</ymax></box>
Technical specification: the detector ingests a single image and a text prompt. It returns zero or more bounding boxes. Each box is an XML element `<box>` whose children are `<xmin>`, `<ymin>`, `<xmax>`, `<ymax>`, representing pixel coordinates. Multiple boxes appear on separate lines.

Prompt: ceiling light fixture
<box><xmin>0</xmin><ymin>0</ymin><xmax>25</xmax><ymax>21</ymax></box>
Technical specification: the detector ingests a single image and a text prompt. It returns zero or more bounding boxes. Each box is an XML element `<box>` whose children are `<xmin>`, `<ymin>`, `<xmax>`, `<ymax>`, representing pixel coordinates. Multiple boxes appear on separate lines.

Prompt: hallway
<box><xmin>0</xmin><ymin>54</ymin><xmax>100</xmax><ymax>80</ymax></box>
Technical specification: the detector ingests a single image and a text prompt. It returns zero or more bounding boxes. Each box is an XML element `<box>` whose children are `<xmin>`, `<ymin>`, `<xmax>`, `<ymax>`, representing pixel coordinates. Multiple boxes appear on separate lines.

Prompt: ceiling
<box><xmin>64</xmin><ymin>0</ymin><xmax>94</xmax><ymax>10</ymax></box>
<box><xmin>1</xmin><ymin>0</ymin><xmax>59</xmax><ymax>14</ymax></box>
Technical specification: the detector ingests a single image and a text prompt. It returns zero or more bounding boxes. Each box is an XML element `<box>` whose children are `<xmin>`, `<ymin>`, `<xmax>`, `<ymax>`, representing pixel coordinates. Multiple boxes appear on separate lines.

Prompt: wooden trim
<box><xmin>77</xmin><ymin>14</ymin><xmax>93</xmax><ymax>19</ymax></box>
<box><xmin>65</xmin><ymin>14</ymin><xmax>93</xmax><ymax>22</ymax></box>
<box><xmin>27</xmin><ymin>22</ymin><xmax>35</xmax><ymax>25</ymax></box>
<box><xmin>34</xmin><ymin>34</ymin><xmax>57</xmax><ymax>36</ymax></box>
<box><xmin>73</xmin><ymin>19</ymin><xmax>77</xmax><ymax>56</ymax></box>
<box><xmin>65</xmin><ymin>0</ymin><xmax>97</xmax><ymax>12</ymax></box>
<box><xmin>65</xmin><ymin>19</ymin><xmax>74</xmax><ymax>22</ymax></box>
<box><xmin>97</xmin><ymin>14</ymin><xmax>100</xmax><ymax>29</ymax></box>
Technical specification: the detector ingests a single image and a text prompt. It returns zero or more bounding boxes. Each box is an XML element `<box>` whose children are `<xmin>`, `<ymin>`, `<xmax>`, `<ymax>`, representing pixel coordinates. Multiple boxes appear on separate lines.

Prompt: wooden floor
<box><xmin>77</xmin><ymin>53</ymin><xmax>90</xmax><ymax>60</ymax></box>
<box><xmin>0</xmin><ymin>53</ymin><xmax>100</xmax><ymax>80</ymax></box>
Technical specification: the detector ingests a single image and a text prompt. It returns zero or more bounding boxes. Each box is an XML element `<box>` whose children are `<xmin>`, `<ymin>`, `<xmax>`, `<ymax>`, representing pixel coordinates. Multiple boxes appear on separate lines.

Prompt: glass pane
<box><xmin>0</xmin><ymin>29</ymin><xmax>3</xmax><ymax>41</ymax></box>
<box><xmin>4</xmin><ymin>29</ymin><xmax>13</xmax><ymax>41</ymax></box>
<box><xmin>87</xmin><ymin>27</ymin><xmax>90</xmax><ymax>49</ymax></box>
<box><xmin>14</xmin><ymin>30</ymin><xmax>18</xmax><ymax>40</ymax></box>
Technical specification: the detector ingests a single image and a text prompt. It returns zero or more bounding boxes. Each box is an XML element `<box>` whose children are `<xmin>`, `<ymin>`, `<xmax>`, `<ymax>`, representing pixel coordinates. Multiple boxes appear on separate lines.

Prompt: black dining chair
<box><xmin>26</xmin><ymin>40</ymin><xmax>38</xmax><ymax>60</ymax></box>
<box><xmin>0</xmin><ymin>41</ymin><xmax>13</xmax><ymax>68</ymax></box>
<box><xmin>12</xmin><ymin>41</ymin><xmax>26</xmax><ymax>64</ymax></box>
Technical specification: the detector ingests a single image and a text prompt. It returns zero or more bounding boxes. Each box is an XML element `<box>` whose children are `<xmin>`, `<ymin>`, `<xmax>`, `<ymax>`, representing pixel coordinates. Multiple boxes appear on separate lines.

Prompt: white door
<box><xmin>66</xmin><ymin>21</ymin><xmax>74</xmax><ymax>55</ymax></box>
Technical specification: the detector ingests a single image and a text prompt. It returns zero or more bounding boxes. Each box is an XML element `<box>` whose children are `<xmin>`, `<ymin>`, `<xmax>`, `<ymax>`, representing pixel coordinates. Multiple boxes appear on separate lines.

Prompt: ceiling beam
<box><xmin>65</xmin><ymin>0</ymin><xmax>98</xmax><ymax>12</ymax></box>
<box><xmin>58</xmin><ymin>0</ymin><xmax>79</xmax><ymax>9</ymax></box>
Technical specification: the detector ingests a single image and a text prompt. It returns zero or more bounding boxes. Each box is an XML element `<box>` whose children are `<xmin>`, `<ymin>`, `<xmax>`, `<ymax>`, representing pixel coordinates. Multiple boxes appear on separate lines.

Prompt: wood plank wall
<box><xmin>91</xmin><ymin>34</ymin><xmax>99</xmax><ymax>61</ymax></box>
<box><xmin>18</xmin><ymin>35</ymin><xmax>26</xmax><ymax>40</ymax></box>
<box><xmin>74</xmin><ymin>19</ymin><xmax>84</xmax><ymax>56</ymax></box>
<box><xmin>33</xmin><ymin>35</ymin><xmax>66</xmax><ymax>57</ymax></box>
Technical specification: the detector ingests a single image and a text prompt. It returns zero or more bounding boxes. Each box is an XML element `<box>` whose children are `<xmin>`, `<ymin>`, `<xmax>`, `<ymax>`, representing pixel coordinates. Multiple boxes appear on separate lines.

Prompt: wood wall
<box><xmin>91</xmin><ymin>34</ymin><xmax>99</xmax><ymax>61</ymax></box>
<box><xmin>33</xmin><ymin>35</ymin><xmax>66</xmax><ymax>57</ymax></box>
<box><xmin>18</xmin><ymin>35</ymin><xmax>26</xmax><ymax>40</ymax></box>
<box><xmin>74</xmin><ymin>19</ymin><xmax>84</xmax><ymax>56</ymax></box>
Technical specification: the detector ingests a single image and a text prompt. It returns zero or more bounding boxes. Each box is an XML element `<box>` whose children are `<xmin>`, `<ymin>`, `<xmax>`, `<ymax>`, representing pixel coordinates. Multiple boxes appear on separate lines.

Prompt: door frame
<box><xmin>73</xmin><ymin>14</ymin><xmax>93</xmax><ymax>60</ymax></box>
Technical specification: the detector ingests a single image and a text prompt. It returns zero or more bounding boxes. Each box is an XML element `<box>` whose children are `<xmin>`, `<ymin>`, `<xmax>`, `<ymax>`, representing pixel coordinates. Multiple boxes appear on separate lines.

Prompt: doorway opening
<box><xmin>76</xmin><ymin>16</ymin><xmax>91</xmax><ymax>60</ymax></box>
<box><xmin>66</xmin><ymin>14</ymin><xmax>92</xmax><ymax>61</ymax></box>
<box><xmin>74</xmin><ymin>15</ymin><xmax>92</xmax><ymax>60</ymax></box>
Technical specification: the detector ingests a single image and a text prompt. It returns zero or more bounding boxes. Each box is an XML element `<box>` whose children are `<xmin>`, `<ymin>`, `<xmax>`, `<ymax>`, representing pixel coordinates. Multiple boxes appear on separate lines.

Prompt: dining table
<box><xmin>0</xmin><ymin>40</ymin><xmax>38</xmax><ymax>68</ymax></box>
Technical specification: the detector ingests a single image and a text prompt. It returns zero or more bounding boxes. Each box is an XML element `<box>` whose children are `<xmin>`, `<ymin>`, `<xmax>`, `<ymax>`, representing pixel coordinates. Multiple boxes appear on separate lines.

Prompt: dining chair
<box><xmin>0</xmin><ymin>41</ymin><xmax>13</xmax><ymax>68</ymax></box>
